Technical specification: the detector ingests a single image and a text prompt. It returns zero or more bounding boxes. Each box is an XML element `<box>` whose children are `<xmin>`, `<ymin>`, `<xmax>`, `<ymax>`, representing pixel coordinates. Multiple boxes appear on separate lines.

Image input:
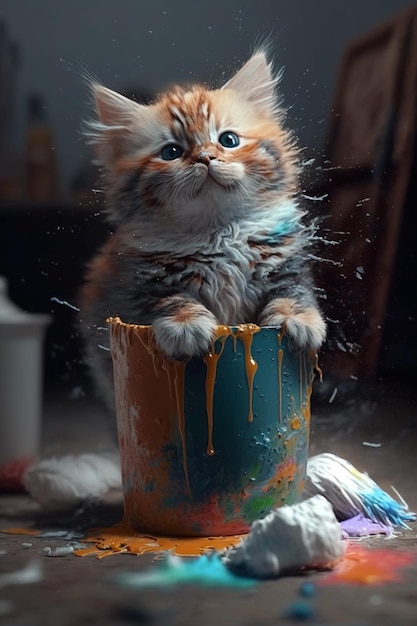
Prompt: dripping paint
<box><xmin>108</xmin><ymin>318</ymin><xmax>316</xmax><ymax>537</ymax></box>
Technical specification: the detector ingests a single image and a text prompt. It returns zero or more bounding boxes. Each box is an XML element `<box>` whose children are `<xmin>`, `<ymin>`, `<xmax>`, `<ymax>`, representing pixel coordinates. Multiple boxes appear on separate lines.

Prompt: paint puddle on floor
<box><xmin>1</xmin><ymin>523</ymin><xmax>415</xmax><ymax>587</ymax></box>
<box><xmin>76</xmin><ymin>521</ymin><xmax>245</xmax><ymax>558</ymax></box>
<box><xmin>320</xmin><ymin>543</ymin><xmax>415</xmax><ymax>585</ymax></box>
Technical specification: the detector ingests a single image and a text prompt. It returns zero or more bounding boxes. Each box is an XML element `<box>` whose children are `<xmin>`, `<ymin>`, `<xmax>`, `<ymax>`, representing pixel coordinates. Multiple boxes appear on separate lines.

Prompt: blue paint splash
<box><xmin>114</xmin><ymin>553</ymin><xmax>257</xmax><ymax>589</ymax></box>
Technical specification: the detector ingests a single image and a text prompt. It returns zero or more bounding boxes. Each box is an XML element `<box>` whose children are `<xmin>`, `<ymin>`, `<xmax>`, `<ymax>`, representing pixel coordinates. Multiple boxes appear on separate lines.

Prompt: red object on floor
<box><xmin>0</xmin><ymin>457</ymin><xmax>35</xmax><ymax>492</ymax></box>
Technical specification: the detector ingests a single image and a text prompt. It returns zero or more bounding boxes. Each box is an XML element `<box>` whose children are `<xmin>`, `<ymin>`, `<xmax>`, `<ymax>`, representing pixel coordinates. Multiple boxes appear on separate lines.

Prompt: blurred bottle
<box><xmin>25</xmin><ymin>93</ymin><xmax>60</xmax><ymax>203</ymax></box>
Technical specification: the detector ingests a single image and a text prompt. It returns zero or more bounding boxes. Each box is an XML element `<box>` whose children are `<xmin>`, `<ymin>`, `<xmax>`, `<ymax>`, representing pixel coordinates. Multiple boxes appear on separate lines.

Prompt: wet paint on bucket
<box><xmin>108</xmin><ymin>318</ymin><xmax>316</xmax><ymax>536</ymax></box>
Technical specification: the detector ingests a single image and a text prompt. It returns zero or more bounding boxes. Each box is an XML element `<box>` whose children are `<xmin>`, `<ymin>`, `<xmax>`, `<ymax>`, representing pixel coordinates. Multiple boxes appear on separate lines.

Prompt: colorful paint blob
<box><xmin>321</xmin><ymin>543</ymin><xmax>415</xmax><ymax>585</ymax></box>
<box><xmin>108</xmin><ymin>318</ymin><xmax>316</xmax><ymax>537</ymax></box>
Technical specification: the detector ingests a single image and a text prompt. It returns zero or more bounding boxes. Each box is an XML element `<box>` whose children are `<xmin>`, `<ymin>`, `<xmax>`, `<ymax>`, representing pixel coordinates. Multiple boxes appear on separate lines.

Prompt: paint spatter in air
<box><xmin>321</xmin><ymin>543</ymin><xmax>415</xmax><ymax>585</ymax></box>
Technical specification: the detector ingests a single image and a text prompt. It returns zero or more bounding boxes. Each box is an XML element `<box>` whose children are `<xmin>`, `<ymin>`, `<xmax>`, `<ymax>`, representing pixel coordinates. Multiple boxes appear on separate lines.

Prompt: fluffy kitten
<box><xmin>79</xmin><ymin>51</ymin><xmax>326</xmax><ymax>410</ymax></box>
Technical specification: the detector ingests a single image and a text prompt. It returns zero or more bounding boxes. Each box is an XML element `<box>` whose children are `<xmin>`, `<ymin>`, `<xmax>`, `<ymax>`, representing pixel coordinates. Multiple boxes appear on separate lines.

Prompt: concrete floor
<box><xmin>1</xmin><ymin>377</ymin><xmax>417</xmax><ymax>626</ymax></box>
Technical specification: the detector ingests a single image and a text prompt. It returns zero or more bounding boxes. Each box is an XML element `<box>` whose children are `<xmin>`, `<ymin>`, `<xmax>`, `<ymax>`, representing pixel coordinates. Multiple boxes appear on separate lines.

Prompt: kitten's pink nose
<box><xmin>194</xmin><ymin>151</ymin><xmax>215</xmax><ymax>165</ymax></box>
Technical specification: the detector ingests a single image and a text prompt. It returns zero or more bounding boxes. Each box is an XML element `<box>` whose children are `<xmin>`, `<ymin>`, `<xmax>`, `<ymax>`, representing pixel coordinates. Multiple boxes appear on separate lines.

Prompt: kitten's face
<box><xmin>89</xmin><ymin>53</ymin><xmax>298</xmax><ymax>228</ymax></box>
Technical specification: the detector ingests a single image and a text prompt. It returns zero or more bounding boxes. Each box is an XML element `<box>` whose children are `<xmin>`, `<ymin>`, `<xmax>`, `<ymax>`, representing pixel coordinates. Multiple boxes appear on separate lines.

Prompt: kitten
<box><xmin>79</xmin><ymin>51</ymin><xmax>326</xmax><ymax>411</ymax></box>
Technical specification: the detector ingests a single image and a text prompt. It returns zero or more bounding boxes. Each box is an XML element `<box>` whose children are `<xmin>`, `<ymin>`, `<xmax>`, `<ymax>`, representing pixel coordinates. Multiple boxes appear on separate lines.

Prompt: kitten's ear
<box><xmin>222</xmin><ymin>52</ymin><xmax>280</xmax><ymax>114</ymax></box>
<box><xmin>86</xmin><ymin>83</ymin><xmax>149</xmax><ymax>165</ymax></box>
<box><xmin>93</xmin><ymin>84</ymin><xmax>144</xmax><ymax>127</ymax></box>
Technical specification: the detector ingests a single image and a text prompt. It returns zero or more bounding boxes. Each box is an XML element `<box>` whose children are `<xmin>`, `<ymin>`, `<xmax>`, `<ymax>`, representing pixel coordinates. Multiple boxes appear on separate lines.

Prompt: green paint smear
<box><xmin>242</xmin><ymin>493</ymin><xmax>279</xmax><ymax>519</ymax></box>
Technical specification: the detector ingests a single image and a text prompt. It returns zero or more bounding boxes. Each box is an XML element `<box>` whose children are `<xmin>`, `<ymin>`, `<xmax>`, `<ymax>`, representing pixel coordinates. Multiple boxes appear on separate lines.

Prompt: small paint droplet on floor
<box><xmin>283</xmin><ymin>600</ymin><xmax>315</xmax><ymax>620</ymax></box>
<box><xmin>299</xmin><ymin>582</ymin><xmax>316</xmax><ymax>597</ymax></box>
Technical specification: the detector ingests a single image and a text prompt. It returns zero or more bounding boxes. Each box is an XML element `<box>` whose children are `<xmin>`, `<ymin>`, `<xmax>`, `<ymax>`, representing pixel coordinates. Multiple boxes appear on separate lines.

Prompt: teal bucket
<box><xmin>109</xmin><ymin>320</ymin><xmax>316</xmax><ymax>536</ymax></box>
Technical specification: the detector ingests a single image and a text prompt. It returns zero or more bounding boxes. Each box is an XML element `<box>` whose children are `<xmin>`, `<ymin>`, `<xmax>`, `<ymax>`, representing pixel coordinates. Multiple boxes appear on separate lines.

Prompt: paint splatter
<box><xmin>75</xmin><ymin>521</ymin><xmax>245</xmax><ymax>559</ymax></box>
<box><xmin>321</xmin><ymin>543</ymin><xmax>415</xmax><ymax>585</ymax></box>
<box><xmin>113</xmin><ymin>553</ymin><xmax>256</xmax><ymax>589</ymax></box>
<box><xmin>340</xmin><ymin>514</ymin><xmax>392</xmax><ymax>538</ymax></box>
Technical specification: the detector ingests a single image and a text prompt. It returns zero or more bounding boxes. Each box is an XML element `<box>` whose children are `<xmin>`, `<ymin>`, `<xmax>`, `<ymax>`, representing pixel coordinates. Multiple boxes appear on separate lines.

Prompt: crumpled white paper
<box><xmin>23</xmin><ymin>452</ymin><xmax>122</xmax><ymax>509</ymax></box>
<box><xmin>222</xmin><ymin>495</ymin><xmax>344</xmax><ymax>577</ymax></box>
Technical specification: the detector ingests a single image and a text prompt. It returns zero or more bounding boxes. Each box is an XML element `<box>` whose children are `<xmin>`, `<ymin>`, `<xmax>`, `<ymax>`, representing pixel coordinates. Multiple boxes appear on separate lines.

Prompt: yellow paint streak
<box><xmin>203</xmin><ymin>333</ymin><xmax>229</xmax><ymax>455</ymax></box>
<box><xmin>233</xmin><ymin>325</ymin><xmax>260</xmax><ymax>422</ymax></box>
<box><xmin>303</xmin><ymin>386</ymin><xmax>312</xmax><ymax>423</ymax></box>
<box><xmin>278</xmin><ymin>348</ymin><xmax>284</xmax><ymax>423</ymax></box>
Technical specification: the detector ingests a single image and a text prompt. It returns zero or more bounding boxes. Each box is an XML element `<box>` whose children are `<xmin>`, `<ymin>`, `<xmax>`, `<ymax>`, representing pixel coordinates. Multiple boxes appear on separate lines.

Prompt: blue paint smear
<box><xmin>268</xmin><ymin>220</ymin><xmax>297</xmax><ymax>239</ymax></box>
<box><xmin>114</xmin><ymin>553</ymin><xmax>257</xmax><ymax>589</ymax></box>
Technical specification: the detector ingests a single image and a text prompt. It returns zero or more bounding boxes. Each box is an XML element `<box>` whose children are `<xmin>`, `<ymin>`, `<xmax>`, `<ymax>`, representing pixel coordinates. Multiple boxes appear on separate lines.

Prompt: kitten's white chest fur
<box><xmin>189</xmin><ymin>250</ymin><xmax>262</xmax><ymax>325</ymax></box>
<box><xmin>140</xmin><ymin>200</ymin><xmax>302</xmax><ymax>326</ymax></box>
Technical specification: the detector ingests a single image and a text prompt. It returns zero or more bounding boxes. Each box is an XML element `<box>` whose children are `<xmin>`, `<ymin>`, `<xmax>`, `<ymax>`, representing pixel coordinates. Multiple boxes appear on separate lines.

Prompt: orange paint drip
<box><xmin>303</xmin><ymin>386</ymin><xmax>312</xmax><ymax>423</ymax></box>
<box><xmin>314</xmin><ymin>353</ymin><xmax>323</xmax><ymax>382</ymax></box>
<box><xmin>321</xmin><ymin>543</ymin><xmax>415</xmax><ymax>585</ymax></box>
<box><xmin>76</xmin><ymin>521</ymin><xmax>245</xmax><ymax>559</ymax></box>
<box><xmin>234</xmin><ymin>325</ymin><xmax>260</xmax><ymax>422</ymax></box>
<box><xmin>203</xmin><ymin>332</ymin><xmax>229</xmax><ymax>456</ymax></box>
<box><xmin>301</xmin><ymin>354</ymin><xmax>314</xmax><ymax>424</ymax></box>
<box><xmin>278</xmin><ymin>348</ymin><xmax>284</xmax><ymax>423</ymax></box>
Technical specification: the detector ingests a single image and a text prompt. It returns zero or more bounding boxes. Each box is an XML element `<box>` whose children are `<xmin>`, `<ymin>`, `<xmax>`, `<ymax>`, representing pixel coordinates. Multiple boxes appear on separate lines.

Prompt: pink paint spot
<box><xmin>321</xmin><ymin>543</ymin><xmax>415</xmax><ymax>585</ymax></box>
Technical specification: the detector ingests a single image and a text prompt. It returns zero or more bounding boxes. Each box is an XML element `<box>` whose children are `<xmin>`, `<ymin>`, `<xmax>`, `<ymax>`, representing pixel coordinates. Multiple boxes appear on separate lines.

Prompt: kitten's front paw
<box><xmin>258</xmin><ymin>298</ymin><xmax>326</xmax><ymax>352</ymax></box>
<box><xmin>152</xmin><ymin>297</ymin><xmax>218</xmax><ymax>360</ymax></box>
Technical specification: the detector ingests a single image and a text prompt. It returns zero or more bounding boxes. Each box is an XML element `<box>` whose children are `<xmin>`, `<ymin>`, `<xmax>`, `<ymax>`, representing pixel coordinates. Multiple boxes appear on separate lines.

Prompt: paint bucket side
<box><xmin>109</xmin><ymin>318</ymin><xmax>315</xmax><ymax>536</ymax></box>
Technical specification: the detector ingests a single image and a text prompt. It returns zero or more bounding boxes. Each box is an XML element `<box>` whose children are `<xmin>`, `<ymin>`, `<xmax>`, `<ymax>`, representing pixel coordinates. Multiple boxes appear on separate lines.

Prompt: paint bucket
<box><xmin>108</xmin><ymin>317</ymin><xmax>316</xmax><ymax>536</ymax></box>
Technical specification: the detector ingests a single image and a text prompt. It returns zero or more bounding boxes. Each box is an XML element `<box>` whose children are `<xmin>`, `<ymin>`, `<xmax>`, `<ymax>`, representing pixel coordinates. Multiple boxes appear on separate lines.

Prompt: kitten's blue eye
<box><xmin>218</xmin><ymin>132</ymin><xmax>240</xmax><ymax>148</ymax></box>
<box><xmin>160</xmin><ymin>144</ymin><xmax>184</xmax><ymax>160</ymax></box>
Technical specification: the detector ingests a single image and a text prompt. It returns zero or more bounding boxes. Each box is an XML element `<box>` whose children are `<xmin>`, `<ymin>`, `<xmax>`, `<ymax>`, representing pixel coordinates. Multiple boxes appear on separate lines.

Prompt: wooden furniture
<box><xmin>315</xmin><ymin>5</ymin><xmax>417</xmax><ymax>379</ymax></box>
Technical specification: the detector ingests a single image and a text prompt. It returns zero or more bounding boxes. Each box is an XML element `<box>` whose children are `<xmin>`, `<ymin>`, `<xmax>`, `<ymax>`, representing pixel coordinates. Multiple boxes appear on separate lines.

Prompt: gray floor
<box><xmin>1</xmin><ymin>377</ymin><xmax>417</xmax><ymax>626</ymax></box>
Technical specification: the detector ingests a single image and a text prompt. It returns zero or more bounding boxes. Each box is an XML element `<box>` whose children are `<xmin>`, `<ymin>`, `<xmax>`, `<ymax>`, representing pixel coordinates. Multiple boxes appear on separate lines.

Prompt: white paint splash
<box><xmin>50</xmin><ymin>297</ymin><xmax>80</xmax><ymax>312</ymax></box>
